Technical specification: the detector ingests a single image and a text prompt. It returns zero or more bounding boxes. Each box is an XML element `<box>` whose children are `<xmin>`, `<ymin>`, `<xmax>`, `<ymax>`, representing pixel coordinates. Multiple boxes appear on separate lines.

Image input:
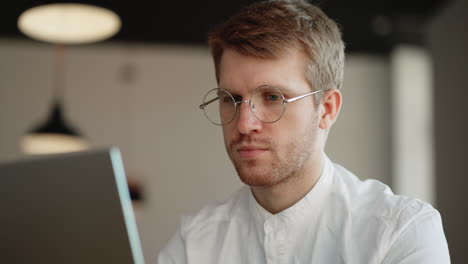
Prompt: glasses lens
<box><xmin>251</xmin><ymin>86</ymin><xmax>285</xmax><ymax>123</ymax></box>
<box><xmin>202</xmin><ymin>89</ymin><xmax>237</xmax><ymax>125</ymax></box>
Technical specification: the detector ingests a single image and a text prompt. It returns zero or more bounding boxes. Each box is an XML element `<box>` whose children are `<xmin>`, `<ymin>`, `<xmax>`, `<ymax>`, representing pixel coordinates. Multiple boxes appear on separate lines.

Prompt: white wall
<box><xmin>327</xmin><ymin>54</ymin><xmax>391</xmax><ymax>183</ymax></box>
<box><xmin>391</xmin><ymin>45</ymin><xmax>434</xmax><ymax>205</ymax></box>
<box><xmin>0</xmin><ymin>39</ymin><xmax>390</xmax><ymax>262</ymax></box>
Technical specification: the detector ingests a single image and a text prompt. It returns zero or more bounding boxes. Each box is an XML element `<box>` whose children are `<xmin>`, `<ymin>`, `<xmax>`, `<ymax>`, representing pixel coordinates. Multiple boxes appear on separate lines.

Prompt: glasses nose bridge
<box><xmin>236</xmin><ymin>99</ymin><xmax>255</xmax><ymax>112</ymax></box>
<box><xmin>235</xmin><ymin>98</ymin><xmax>258</xmax><ymax>119</ymax></box>
<box><xmin>235</xmin><ymin>99</ymin><xmax>250</xmax><ymax>105</ymax></box>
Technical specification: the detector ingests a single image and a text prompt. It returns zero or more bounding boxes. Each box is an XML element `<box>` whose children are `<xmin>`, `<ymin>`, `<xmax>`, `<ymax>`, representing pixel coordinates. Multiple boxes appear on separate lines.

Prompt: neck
<box><xmin>251</xmin><ymin>152</ymin><xmax>324</xmax><ymax>214</ymax></box>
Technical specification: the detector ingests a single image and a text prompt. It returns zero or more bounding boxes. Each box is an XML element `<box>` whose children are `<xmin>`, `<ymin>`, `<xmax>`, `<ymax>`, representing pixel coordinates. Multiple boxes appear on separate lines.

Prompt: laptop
<box><xmin>0</xmin><ymin>147</ymin><xmax>145</xmax><ymax>264</ymax></box>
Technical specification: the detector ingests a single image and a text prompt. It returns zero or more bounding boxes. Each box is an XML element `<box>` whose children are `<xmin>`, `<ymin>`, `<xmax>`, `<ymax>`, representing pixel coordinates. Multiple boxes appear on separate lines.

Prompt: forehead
<box><xmin>218</xmin><ymin>48</ymin><xmax>310</xmax><ymax>94</ymax></box>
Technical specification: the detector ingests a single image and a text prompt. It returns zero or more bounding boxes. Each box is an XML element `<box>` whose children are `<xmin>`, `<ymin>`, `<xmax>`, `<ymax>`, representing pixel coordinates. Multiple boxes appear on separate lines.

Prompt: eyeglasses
<box><xmin>199</xmin><ymin>85</ymin><xmax>326</xmax><ymax>126</ymax></box>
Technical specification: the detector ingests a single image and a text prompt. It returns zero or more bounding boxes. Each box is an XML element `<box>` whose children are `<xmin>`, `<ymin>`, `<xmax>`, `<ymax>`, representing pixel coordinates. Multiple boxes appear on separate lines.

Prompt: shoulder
<box><xmin>330</xmin><ymin>162</ymin><xmax>449</xmax><ymax>262</ymax></box>
<box><xmin>331</xmin><ymin>162</ymin><xmax>435</xmax><ymax>220</ymax></box>
<box><xmin>179</xmin><ymin>186</ymin><xmax>251</xmax><ymax>237</ymax></box>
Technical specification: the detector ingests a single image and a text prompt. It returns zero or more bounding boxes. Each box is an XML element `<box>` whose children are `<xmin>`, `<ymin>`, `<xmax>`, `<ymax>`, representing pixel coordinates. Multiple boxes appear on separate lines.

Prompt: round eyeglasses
<box><xmin>199</xmin><ymin>85</ymin><xmax>326</xmax><ymax>126</ymax></box>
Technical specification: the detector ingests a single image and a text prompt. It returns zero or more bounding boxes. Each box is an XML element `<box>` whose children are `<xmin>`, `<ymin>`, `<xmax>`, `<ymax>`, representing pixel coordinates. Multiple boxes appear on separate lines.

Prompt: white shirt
<box><xmin>158</xmin><ymin>156</ymin><xmax>450</xmax><ymax>263</ymax></box>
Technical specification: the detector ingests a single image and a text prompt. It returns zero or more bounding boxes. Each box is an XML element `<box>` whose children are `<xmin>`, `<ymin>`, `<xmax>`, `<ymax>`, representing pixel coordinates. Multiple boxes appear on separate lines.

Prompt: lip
<box><xmin>236</xmin><ymin>145</ymin><xmax>268</xmax><ymax>159</ymax></box>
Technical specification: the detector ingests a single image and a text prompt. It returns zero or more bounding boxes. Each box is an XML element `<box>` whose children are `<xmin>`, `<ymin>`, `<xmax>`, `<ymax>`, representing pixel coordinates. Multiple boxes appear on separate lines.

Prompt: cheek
<box><xmin>278</xmin><ymin>108</ymin><xmax>311</xmax><ymax>131</ymax></box>
<box><xmin>276</xmin><ymin>110</ymin><xmax>318</xmax><ymax>142</ymax></box>
<box><xmin>222</xmin><ymin>126</ymin><xmax>234</xmax><ymax>145</ymax></box>
<box><xmin>287</xmin><ymin>102</ymin><xmax>318</xmax><ymax>125</ymax></box>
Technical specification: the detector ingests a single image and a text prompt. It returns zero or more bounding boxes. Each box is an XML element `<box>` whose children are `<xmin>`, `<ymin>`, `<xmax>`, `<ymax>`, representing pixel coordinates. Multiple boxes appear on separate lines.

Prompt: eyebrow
<box><xmin>220</xmin><ymin>84</ymin><xmax>294</xmax><ymax>95</ymax></box>
<box><xmin>275</xmin><ymin>85</ymin><xmax>295</xmax><ymax>94</ymax></box>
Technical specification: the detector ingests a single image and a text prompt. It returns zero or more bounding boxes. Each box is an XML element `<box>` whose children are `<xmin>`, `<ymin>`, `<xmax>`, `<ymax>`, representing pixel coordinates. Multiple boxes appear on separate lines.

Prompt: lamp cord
<box><xmin>53</xmin><ymin>44</ymin><xmax>66</xmax><ymax>105</ymax></box>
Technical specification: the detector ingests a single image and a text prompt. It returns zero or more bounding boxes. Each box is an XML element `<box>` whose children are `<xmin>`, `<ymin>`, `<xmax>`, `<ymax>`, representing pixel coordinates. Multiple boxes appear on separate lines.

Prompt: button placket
<box><xmin>264</xmin><ymin>217</ymin><xmax>287</xmax><ymax>264</ymax></box>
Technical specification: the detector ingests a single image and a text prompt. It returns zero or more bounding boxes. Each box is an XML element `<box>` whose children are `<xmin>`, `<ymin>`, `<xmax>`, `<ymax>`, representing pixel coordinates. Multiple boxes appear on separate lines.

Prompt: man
<box><xmin>158</xmin><ymin>0</ymin><xmax>450</xmax><ymax>263</ymax></box>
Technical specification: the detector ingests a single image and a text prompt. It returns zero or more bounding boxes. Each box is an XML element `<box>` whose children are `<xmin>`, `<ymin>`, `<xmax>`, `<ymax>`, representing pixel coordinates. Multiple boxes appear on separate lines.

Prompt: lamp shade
<box><xmin>17</xmin><ymin>2</ymin><xmax>121</xmax><ymax>44</ymax></box>
<box><xmin>21</xmin><ymin>102</ymin><xmax>89</xmax><ymax>154</ymax></box>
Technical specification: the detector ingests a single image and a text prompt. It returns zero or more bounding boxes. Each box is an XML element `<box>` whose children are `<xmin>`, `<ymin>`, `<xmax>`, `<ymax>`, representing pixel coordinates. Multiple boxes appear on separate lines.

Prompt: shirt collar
<box><xmin>248</xmin><ymin>153</ymin><xmax>335</xmax><ymax>226</ymax></box>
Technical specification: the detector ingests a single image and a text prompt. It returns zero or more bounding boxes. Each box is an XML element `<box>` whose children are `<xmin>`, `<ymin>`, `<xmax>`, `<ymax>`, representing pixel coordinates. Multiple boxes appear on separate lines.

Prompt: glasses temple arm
<box><xmin>284</xmin><ymin>89</ymin><xmax>325</xmax><ymax>103</ymax></box>
<box><xmin>199</xmin><ymin>97</ymin><xmax>219</xmax><ymax>109</ymax></box>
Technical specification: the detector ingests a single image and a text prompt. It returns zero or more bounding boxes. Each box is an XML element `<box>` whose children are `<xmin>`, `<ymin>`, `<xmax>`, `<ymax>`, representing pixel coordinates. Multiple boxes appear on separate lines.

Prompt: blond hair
<box><xmin>208</xmin><ymin>0</ymin><xmax>345</xmax><ymax>100</ymax></box>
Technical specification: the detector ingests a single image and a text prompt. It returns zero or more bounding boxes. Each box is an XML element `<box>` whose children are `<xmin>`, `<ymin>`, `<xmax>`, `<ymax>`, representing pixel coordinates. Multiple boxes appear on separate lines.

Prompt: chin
<box><xmin>236</xmin><ymin>164</ymin><xmax>282</xmax><ymax>187</ymax></box>
<box><xmin>239</xmin><ymin>174</ymin><xmax>273</xmax><ymax>187</ymax></box>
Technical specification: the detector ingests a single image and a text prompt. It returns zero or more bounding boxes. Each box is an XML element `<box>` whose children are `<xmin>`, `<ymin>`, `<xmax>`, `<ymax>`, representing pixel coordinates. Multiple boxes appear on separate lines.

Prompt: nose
<box><xmin>235</xmin><ymin>101</ymin><xmax>262</xmax><ymax>134</ymax></box>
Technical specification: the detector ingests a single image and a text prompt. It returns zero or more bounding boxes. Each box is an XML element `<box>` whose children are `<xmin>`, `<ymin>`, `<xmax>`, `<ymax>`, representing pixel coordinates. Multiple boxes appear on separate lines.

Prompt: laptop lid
<box><xmin>0</xmin><ymin>147</ymin><xmax>145</xmax><ymax>264</ymax></box>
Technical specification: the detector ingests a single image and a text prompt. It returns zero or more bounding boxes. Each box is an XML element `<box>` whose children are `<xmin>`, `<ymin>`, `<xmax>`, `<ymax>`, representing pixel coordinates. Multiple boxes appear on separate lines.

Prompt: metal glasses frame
<box><xmin>199</xmin><ymin>85</ymin><xmax>327</xmax><ymax>126</ymax></box>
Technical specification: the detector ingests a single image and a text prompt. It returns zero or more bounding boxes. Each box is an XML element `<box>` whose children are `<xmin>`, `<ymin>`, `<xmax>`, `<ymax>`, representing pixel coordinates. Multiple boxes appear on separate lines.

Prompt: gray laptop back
<box><xmin>0</xmin><ymin>147</ymin><xmax>145</xmax><ymax>264</ymax></box>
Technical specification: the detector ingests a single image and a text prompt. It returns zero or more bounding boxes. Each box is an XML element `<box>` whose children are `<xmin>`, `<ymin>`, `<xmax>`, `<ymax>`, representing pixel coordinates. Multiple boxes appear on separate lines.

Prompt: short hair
<box><xmin>208</xmin><ymin>0</ymin><xmax>345</xmax><ymax>99</ymax></box>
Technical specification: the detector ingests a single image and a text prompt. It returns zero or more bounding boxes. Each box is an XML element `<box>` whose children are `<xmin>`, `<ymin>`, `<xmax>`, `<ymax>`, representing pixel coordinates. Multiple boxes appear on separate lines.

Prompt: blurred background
<box><xmin>0</xmin><ymin>0</ymin><xmax>466</xmax><ymax>262</ymax></box>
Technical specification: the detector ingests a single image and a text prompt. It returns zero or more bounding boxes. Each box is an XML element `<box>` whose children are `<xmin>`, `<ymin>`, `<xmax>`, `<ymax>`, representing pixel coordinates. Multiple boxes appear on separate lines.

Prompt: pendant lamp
<box><xmin>21</xmin><ymin>45</ymin><xmax>89</xmax><ymax>155</ymax></box>
<box><xmin>17</xmin><ymin>1</ymin><xmax>121</xmax><ymax>44</ymax></box>
<box><xmin>17</xmin><ymin>1</ymin><xmax>121</xmax><ymax>154</ymax></box>
<box><xmin>21</xmin><ymin>101</ymin><xmax>89</xmax><ymax>154</ymax></box>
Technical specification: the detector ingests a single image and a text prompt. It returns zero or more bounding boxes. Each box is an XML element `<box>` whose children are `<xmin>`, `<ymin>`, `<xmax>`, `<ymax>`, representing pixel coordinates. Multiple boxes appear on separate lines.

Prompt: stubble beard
<box><xmin>227</xmin><ymin>118</ymin><xmax>319</xmax><ymax>187</ymax></box>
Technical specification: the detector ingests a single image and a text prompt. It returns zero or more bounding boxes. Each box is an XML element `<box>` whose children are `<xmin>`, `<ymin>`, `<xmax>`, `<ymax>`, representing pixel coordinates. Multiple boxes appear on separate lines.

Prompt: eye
<box><xmin>264</xmin><ymin>93</ymin><xmax>281</xmax><ymax>102</ymax></box>
<box><xmin>232</xmin><ymin>95</ymin><xmax>243</xmax><ymax>102</ymax></box>
<box><xmin>220</xmin><ymin>94</ymin><xmax>234</xmax><ymax>103</ymax></box>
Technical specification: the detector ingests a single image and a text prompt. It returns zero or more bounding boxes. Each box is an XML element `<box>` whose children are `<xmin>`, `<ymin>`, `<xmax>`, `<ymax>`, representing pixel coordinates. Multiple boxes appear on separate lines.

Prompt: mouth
<box><xmin>236</xmin><ymin>146</ymin><xmax>268</xmax><ymax>160</ymax></box>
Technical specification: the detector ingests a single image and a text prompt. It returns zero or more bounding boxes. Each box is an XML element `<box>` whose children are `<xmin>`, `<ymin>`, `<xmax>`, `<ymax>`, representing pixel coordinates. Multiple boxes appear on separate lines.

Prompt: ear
<box><xmin>319</xmin><ymin>89</ymin><xmax>342</xmax><ymax>130</ymax></box>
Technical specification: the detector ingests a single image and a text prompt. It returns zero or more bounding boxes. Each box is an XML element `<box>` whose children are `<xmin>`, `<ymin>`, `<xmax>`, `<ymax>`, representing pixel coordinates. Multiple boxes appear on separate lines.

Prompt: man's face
<box><xmin>218</xmin><ymin>48</ymin><xmax>324</xmax><ymax>187</ymax></box>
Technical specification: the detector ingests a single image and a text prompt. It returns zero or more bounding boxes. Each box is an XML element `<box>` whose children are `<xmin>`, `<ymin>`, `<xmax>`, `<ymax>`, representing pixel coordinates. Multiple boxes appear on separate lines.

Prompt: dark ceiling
<box><xmin>2</xmin><ymin>0</ymin><xmax>450</xmax><ymax>54</ymax></box>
